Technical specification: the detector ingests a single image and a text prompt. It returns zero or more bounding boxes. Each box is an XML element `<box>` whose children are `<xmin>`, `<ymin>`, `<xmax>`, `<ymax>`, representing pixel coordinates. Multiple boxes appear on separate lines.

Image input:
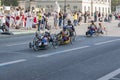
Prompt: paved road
<box><xmin>1</xmin><ymin>20</ymin><xmax>120</xmax><ymax>80</ymax></box>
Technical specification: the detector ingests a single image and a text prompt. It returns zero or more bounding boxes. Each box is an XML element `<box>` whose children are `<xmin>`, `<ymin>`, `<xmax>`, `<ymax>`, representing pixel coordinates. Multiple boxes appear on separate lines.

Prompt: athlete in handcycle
<box><xmin>56</xmin><ymin>27</ymin><xmax>72</xmax><ymax>45</ymax></box>
<box><xmin>29</xmin><ymin>31</ymin><xmax>57</xmax><ymax>51</ymax></box>
<box><xmin>65</xmin><ymin>20</ymin><xmax>76</xmax><ymax>41</ymax></box>
<box><xmin>86</xmin><ymin>20</ymin><xmax>97</xmax><ymax>36</ymax></box>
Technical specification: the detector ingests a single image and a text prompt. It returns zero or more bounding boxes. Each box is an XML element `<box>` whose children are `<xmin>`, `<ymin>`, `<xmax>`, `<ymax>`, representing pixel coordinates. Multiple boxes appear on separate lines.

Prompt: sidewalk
<box><xmin>0</xmin><ymin>19</ymin><xmax>120</xmax><ymax>38</ymax></box>
<box><xmin>0</xmin><ymin>28</ymin><xmax>37</xmax><ymax>38</ymax></box>
<box><xmin>10</xmin><ymin>28</ymin><xmax>37</xmax><ymax>35</ymax></box>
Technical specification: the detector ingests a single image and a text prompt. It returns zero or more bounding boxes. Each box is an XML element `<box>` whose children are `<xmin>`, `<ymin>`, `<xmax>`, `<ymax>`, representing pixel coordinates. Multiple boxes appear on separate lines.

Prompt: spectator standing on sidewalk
<box><xmin>73</xmin><ymin>11</ymin><xmax>78</xmax><ymax>26</ymax></box>
<box><xmin>94</xmin><ymin>11</ymin><xmax>97</xmax><ymax>22</ymax></box>
<box><xmin>63</xmin><ymin>12</ymin><xmax>67</xmax><ymax>26</ymax></box>
<box><xmin>10</xmin><ymin>12</ymin><xmax>15</xmax><ymax>28</ymax></box>
<box><xmin>53</xmin><ymin>11</ymin><xmax>59</xmax><ymax>29</ymax></box>
<box><xmin>78</xmin><ymin>11</ymin><xmax>82</xmax><ymax>25</ymax></box>
<box><xmin>104</xmin><ymin>14</ymin><xmax>108</xmax><ymax>22</ymax></box>
<box><xmin>20</xmin><ymin>11</ymin><xmax>25</xmax><ymax>28</ymax></box>
<box><xmin>26</xmin><ymin>11</ymin><xmax>32</xmax><ymax>30</ymax></box>
<box><xmin>15</xmin><ymin>8</ymin><xmax>20</xmax><ymax>29</ymax></box>
<box><xmin>98</xmin><ymin>12</ymin><xmax>101</xmax><ymax>22</ymax></box>
<box><xmin>114</xmin><ymin>13</ymin><xmax>118</xmax><ymax>20</ymax></box>
<box><xmin>37</xmin><ymin>10</ymin><xmax>42</xmax><ymax>31</ymax></box>
<box><xmin>5</xmin><ymin>12</ymin><xmax>10</xmax><ymax>30</ymax></box>
<box><xmin>108</xmin><ymin>13</ymin><xmax>112</xmax><ymax>22</ymax></box>
<box><xmin>33</xmin><ymin>12</ymin><xmax>38</xmax><ymax>28</ymax></box>
<box><xmin>87</xmin><ymin>11</ymin><xmax>91</xmax><ymax>23</ymax></box>
<box><xmin>41</xmin><ymin>13</ymin><xmax>45</xmax><ymax>30</ymax></box>
<box><xmin>59</xmin><ymin>11</ymin><xmax>63</xmax><ymax>28</ymax></box>
<box><xmin>84</xmin><ymin>11</ymin><xmax>87</xmax><ymax>23</ymax></box>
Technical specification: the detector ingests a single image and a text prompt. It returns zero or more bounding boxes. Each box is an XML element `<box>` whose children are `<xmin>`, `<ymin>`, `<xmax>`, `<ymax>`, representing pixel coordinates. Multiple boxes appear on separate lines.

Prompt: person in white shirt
<box><xmin>26</xmin><ymin>11</ymin><xmax>33</xmax><ymax>30</ymax></box>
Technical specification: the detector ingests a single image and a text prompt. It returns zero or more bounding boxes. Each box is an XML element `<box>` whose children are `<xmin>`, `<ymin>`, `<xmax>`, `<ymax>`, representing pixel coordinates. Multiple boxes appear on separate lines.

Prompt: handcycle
<box><xmin>53</xmin><ymin>32</ymin><xmax>73</xmax><ymax>46</ymax></box>
<box><xmin>29</xmin><ymin>31</ymin><xmax>58</xmax><ymax>51</ymax></box>
<box><xmin>86</xmin><ymin>28</ymin><xmax>105</xmax><ymax>37</ymax></box>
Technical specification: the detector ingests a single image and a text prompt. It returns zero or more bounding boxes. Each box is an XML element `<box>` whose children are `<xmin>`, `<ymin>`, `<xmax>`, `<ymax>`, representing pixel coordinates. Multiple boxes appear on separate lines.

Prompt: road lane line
<box><xmin>94</xmin><ymin>39</ymin><xmax>120</xmax><ymax>45</ymax></box>
<box><xmin>97</xmin><ymin>68</ymin><xmax>120</xmax><ymax>80</ymax></box>
<box><xmin>7</xmin><ymin>42</ymin><xmax>27</xmax><ymax>46</ymax></box>
<box><xmin>111</xmin><ymin>78</ymin><xmax>120</xmax><ymax>80</ymax></box>
<box><xmin>0</xmin><ymin>59</ymin><xmax>26</xmax><ymax>67</ymax></box>
<box><xmin>5</xmin><ymin>36</ymin><xmax>85</xmax><ymax>46</ymax></box>
<box><xmin>6</xmin><ymin>38</ymin><xmax>85</xmax><ymax>47</ymax></box>
<box><xmin>37</xmin><ymin>46</ymin><xmax>90</xmax><ymax>58</ymax></box>
<box><xmin>76</xmin><ymin>38</ymin><xmax>86</xmax><ymax>41</ymax></box>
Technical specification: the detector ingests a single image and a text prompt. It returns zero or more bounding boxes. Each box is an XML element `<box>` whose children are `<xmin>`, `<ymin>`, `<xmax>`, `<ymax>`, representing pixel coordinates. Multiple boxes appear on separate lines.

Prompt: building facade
<box><xmin>18</xmin><ymin>0</ymin><xmax>111</xmax><ymax>15</ymax></box>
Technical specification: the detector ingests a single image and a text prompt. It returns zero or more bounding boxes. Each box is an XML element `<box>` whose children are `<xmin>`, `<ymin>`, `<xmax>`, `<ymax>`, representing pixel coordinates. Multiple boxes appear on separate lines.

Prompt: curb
<box><xmin>0</xmin><ymin>32</ymin><xmax>35</xmax><ymax>39</ymax></box>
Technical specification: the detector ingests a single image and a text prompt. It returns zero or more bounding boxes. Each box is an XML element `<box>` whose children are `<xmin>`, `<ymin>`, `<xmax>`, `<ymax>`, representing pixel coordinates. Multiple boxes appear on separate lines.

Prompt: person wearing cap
<box><xmin>89</xmin><ymin>20</ymin><xmax>97</xmax><ymax>31</ymax></box>
<box><xmin>65</xmin><ymin>19</ymin><xmax>75</xmax><ymax>36</ymax></box>
<box><xmin>86</xmin><ymin>20</ymin><xmax>97</xmax><ymax>36</ymax></box>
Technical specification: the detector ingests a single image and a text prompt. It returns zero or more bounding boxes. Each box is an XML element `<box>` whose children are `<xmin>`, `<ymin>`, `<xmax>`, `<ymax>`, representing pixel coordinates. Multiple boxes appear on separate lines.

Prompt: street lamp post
<box><xmin>91</xmin><ymin>0</ymin><xmax>93</xmax><ymax>16</ymax></box>
<box><xmin>64</xmin><ymin>0</ymin><xmax>66</xmax><ymax>13</ymax></box>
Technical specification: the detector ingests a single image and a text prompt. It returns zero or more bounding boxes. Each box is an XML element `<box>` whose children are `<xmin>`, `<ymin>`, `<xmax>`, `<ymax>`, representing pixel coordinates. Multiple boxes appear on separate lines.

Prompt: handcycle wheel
<box><xmin>52</xmin><ymin>34</ymin><xmax>60</xmax><ymax>48</ymax></box>
<box><xmin>33</xmin><ymin>45</ymin><xmax>39</xmax><ymax>51</ymax></box>
<box><xmin>29</xmin><ymin>42</ymin><xmax>32</xmax><ymax>48</ymax></box>
<box><xmin>52</xmin><ymin>41</ymin><xmax>58</xmax><ymax>49</ymax></box>
<box><xmin>33</xmin><ymin>41</ymin><xmax>39</xmax><ymax>51</ymax></box>
<box><xmin>33</xmin><ymin>37</ymin><xmax>39</xmax><ymax>51</ymax></box>
<box><xmin>72</xmin><ymin>31</ymin><xmax>77</xmax><ymax>41</ymax></box>
<box><xmin>69</xmin><ymin>37</ymin><xmax>73</xmax><ymax>45</ymax></box>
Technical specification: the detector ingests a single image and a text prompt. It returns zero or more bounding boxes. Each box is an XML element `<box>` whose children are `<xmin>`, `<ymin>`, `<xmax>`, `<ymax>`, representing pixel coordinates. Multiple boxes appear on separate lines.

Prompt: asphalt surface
<box><xmin>1</xmin><ymin>20</ymin><xmax>120</xmax><ymax>80</ymax></box>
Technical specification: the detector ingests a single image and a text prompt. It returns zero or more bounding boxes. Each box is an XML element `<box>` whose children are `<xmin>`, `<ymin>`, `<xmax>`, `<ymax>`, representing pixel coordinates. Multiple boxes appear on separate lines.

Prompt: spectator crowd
<box><xmin>0</xmin><ymin>6</ymin><xmax>118</xmax><ymax>33</ymax></box>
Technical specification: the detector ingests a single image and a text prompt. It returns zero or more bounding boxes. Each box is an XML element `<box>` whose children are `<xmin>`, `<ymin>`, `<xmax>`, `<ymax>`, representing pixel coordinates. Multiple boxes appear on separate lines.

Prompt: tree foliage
<box><xmin>111</xmin><ymin>0</ymin><xmax>120</xmax><ymax>11</ymax></box>
<box><xmin>1</xmin><ymin>0</ymin><xmax>18</xmax><ymax>6</ymax></box>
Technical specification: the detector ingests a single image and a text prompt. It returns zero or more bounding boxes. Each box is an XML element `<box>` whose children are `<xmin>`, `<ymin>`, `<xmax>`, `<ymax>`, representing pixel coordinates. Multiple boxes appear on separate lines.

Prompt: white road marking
<box><xmin>97</xmin><ymin>68</ymin><xmax>120</xmax><ymax>80</ymax></box>
<box><xmin>94</xmin><ymin>39</ymin><xmax>120</xmax><ymax>45</ymax></box>
<box><xmin>6</xmin><ymin>42</ymin><xmax>27</xmax><ymax>46</ymax></box>
<box><xmin>37</xmin><ymin>46</ymin><xmax>90</xmax><ymax>58</ymax></box>
<box><xmin>0</xmin><ymin>59</ymin><xmax>26</xmax><ymax>67</ymax></box>
<box><xmin>76</xmin><ymin>38</ymin><xmax>86</xmax><ymax>41</ymax></box>
<box><xmin>111</xmin><ymin>78</ymin><xmax>120</xmax><ymax>80</ymax></box>
<box><xmin>5</xmin><ymin>37</ymin><xmax>85</xmax><ymax>47</ymax></box>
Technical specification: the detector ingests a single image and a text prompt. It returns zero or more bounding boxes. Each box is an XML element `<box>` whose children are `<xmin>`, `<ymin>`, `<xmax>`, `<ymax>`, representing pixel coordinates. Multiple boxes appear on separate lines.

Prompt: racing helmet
<box><xmin>63</xmin><ymin>26</ymin><xmax>67</xmax><ymax>31</ymax></box>
<box><xmin>68</xmin><ymin>19</ymin><xmax>71</xmax><ymax>24</ymax></box>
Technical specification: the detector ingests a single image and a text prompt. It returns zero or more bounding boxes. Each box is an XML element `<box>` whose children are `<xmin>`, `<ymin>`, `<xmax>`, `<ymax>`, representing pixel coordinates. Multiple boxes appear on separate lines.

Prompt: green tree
<box><xmin>2</xmin><ymin>0</ymin><xmax>18</xmax><ymax>6</ymax></box>
<box><xmin>111</xmin><ymin>0</ymin><xmax>120</xmax><ymax>11</ymax></box>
